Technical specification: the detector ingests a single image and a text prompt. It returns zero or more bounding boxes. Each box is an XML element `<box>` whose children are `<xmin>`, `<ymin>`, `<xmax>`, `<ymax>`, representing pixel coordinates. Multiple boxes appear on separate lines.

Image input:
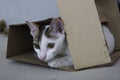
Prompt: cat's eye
<box><xmin>33</xmin><ymin>43</ymin><xmax>40</xmax><ymax>49</ymax></box>
<box><xmin>47</xmin><ymin>43</ymin><xmax>55</xmax><ymax>49</ymax></box>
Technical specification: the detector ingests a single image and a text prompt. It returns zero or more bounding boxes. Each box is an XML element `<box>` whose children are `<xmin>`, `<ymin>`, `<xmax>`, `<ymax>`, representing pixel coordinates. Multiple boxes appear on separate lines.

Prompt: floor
<box><xmin>0</xmin><ymin>34</ymin><xmax>120</xmax><ymax>80</ymax></box>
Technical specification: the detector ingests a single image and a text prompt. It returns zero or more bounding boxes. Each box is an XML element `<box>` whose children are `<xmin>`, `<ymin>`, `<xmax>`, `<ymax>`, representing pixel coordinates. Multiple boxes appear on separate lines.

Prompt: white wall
<box><xmin>0</xmin><ymin>0</ymin><xmax>59</xmax><ymax>27</ymax></box>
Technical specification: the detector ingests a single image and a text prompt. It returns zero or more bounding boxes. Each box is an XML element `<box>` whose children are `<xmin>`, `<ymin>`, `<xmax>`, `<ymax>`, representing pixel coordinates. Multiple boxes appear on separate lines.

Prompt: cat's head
<box><xmin>26</xmin><ymin>18</ymin><xmax>66</xmax><ymax>62</ymax></box>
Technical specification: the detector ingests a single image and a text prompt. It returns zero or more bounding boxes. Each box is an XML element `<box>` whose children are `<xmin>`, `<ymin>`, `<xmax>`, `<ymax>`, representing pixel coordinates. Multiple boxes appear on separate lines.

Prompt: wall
<box><xmin>0</xmin><ymin>0</ymin><xmax>59</xmax><ymax>27</ymax></box>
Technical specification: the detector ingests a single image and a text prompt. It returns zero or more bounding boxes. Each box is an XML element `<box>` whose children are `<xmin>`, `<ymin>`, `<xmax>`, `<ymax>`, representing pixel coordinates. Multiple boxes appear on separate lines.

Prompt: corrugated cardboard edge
<box><xmin>56</xmin><ymin>0</ymin><xmax>112</xmax><ymax>70</ymax></box>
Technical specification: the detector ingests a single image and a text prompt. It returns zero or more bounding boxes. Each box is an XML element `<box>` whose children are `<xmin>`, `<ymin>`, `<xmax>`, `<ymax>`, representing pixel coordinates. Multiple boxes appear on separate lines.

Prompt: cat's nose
<box><xmin>40</xmin><ymin>54</ymin><xmax>46</xmax><ymax>60</ymax></box>
<box><xmin>41</xmin><ymin>57</ymin><xmax>46</xmax><ymax>60</ymax></box>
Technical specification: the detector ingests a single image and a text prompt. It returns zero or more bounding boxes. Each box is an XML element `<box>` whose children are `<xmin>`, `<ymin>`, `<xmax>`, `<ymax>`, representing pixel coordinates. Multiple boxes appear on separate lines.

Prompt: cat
<box><xmin>26</xmin><ymin>18</ymin><xmax>115</xmax><ymax>68</ymax></box>
<box><xmin>102</xmin><ymin>25</ymin><xmax>115</xmax><ymax>53</ymax></box>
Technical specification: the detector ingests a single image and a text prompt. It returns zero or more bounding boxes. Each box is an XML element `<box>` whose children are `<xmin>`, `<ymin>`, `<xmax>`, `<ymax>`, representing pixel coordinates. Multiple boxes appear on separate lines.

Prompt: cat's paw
<box><xmin>48</xmin><ymin>60</ymin><xmax>63</xmax><ymax>68</ymax></box>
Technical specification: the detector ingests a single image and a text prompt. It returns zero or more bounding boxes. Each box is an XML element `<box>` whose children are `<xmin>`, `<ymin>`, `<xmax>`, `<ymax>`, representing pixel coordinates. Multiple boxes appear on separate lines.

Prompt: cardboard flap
<box><xmin>57</xmin><ymin>0</ymin><xmax>111</xmax><ymax>70</ymax></box>
<box><xmin>98</xmin><ymin>12</ymin><xmax>109</xmax><ymax>23</ymax></box>
<box><xmin>6</xmin><ymin>18</ymin><xmax>52</xmax><ymax>58</ymax></box>
<box><xmin>6</xmin><ymin>0</ymin><xmax>120</xmax><ymax>71</ymax></box>
<box><xmin>95</xmin><ymin>0</ymin><xmax>120</xmax><ymax>49</ymax></box>
<box><xmin>6</xmin><ymin>25</ymin><xmax>33</xmax><ymax>58</ymax></box>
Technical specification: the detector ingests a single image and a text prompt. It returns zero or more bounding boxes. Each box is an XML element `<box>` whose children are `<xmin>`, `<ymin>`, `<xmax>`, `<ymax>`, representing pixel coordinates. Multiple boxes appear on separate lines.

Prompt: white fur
<box><xmin>47</xmin><ymin>44</ymin><xmax>73</xmax><ymax>67</ymax></box>
<box><xmin>36</xmin><ymin>25</ymin><xmax>115</xmax><ymax>68</ymax></box>
<box><xmin>26</xmin><ymin>20</ymin><xmax>73</xmax><ymax>67</ymax></box>
<box><xmin>26</xmin><ymin>20</ymin><xmax>115</xmax><ymax>68</ymax></box>
<box><xmin>37</xmin><ymin>25</ymin><xmax>73</xmax><ymax>67</ymax></box>
<box><xmin>36</xmin><ymin>26</ymin><xmax>67</xmax><ymax>61</ymax></box>
<box><xmin>102</xmin><ymin>25</ymin><xmax>115</xmax><ymax>54</ymax></box>
<box><xmin>47</xmin><ymin>25</ymin><xmax>115</xmax><ymax>67</ymax></box>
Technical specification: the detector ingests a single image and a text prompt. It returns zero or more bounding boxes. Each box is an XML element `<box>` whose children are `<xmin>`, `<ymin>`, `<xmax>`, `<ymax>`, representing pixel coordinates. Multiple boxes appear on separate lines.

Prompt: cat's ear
<box><xmin>50</xmin><ymin>18</ymin><xmax>64</xmax><ymax>34</ymax></box>
<box><xmin>26</xmin><ymin>21</ymin><xmax>39</xmax><ymax>37</ymax></box>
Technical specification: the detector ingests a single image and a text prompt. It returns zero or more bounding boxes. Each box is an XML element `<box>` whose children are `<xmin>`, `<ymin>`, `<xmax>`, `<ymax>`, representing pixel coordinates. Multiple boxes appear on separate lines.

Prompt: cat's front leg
<box><xmin>48</xmin><ymin>56</ymin><xmax>73</xmax><ymax>68</ymax></box>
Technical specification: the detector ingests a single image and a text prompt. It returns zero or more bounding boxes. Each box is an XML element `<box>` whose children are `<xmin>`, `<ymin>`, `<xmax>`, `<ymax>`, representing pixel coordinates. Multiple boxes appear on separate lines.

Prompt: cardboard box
<box><xmin>6</xmin><ymin>0</ymin><xmax>120</xmax><ymax>71</ymax></box>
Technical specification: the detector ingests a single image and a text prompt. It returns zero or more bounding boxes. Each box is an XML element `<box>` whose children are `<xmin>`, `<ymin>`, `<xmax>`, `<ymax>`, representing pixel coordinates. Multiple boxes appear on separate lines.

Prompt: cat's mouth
<box><xmin>40</xmin><ymin>59</ymin><xmax>51</xmax><ymax>63</ymax></box>
<box><xmin>37</xmin><ymin>55</ymin><xmax>51</xmax><ymax>62</ymax></box>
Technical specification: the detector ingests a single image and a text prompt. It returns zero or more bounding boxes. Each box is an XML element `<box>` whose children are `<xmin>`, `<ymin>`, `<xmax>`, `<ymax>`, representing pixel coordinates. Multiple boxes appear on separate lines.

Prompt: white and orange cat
<box><xmin>26</xmin><ymin>18</ymin><xmax>115</xmax><ymax>68</ymax></box>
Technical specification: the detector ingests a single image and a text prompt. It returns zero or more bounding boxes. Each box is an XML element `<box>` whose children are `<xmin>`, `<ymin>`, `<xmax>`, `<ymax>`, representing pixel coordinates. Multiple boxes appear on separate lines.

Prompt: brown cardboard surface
<box><xmin>95</xmin><ymin>0</ymin><xmax>120</xmax><ymax>49</ymax></box>
<box><xmin>6</xmin><ymin>25</ymin><xmax>33</xmax><ymax>58</ymax></box>
<box><xmin>6</xmin><ymin>0</ymin><xmax>120</xmax><ymax>71</ymax></box>
<box><xmin>57</xmin><ymin>0</ymin><xmax>111</xmax><ymax>70</ymax></box>
<box><xmin>6</xmin><ymin>18</ymin><xmax>75</xmax><ymax>71</ymax></box>
<box><xmin>6</xmin><ymin>18</ymin><xmax>52</xmax><ymax>58</ymax></box>
<box><xmin>110</xmin><ymin>51</ymin><xmax>120</xmax><ymax>65</ymax></box>
<box><xmin>9</xmin><ymin>51</ymin><xmax>48</xmax><ymax>66</ymax></box>
<box><xmin>9</xmin><ymin>51</ymin><xmax>75</xmax><ymax>71</ymax></box>
<box><xmin>98</xmin><ymin>12</ymin><xmax>109</xmax><ymax>23</ymax></box>
<box><xmin>6</xmin><ymin>16</ymin><xmax>106</xmax><ymax>71</ymax></box>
